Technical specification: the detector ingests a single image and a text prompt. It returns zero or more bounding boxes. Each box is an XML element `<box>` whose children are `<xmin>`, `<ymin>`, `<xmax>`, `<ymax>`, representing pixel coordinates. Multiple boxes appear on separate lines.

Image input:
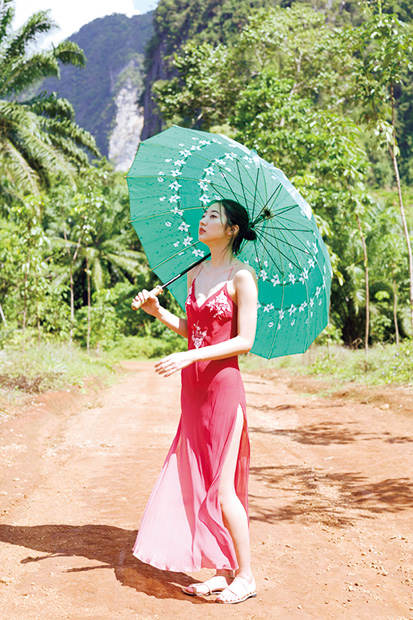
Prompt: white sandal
<box><xmin>182</xmin><ymin>574</ymin><xmax>233</xmax><ymax>597</ymax></box>
<box><xmin>215</xmin><ymin>576</ymin><xmax>257</xmax><ymax>604</ymax></box>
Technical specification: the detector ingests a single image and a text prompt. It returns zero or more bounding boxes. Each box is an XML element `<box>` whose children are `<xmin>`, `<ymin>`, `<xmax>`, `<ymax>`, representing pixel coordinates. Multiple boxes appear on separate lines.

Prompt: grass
<box><xmin>1</xmin><ymin>338</ymin><xmax>411</xmax><ymax>409</ymax></box>
<box><xmin>0</xmin><ymin>341</ymin><xmax>117</xmax><ymax>396</ymax></box>
<box><xmin>105</xmin><ymin>334</ymin><xmax>187</xmax><ymax>361</ymax></box>
<box><xmin>240</xmin><ymin>342</ymin><xmax>413</xmax><ymax>388</ymax></box>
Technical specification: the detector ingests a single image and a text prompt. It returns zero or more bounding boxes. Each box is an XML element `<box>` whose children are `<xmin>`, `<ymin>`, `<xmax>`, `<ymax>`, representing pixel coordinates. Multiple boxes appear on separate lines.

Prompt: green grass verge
<box><xmin>240</xmin><ymin>342</ymin><xmax>413</xmax><ymax>388</ymax></box>
<box><xmin>105</xmin><ymin>334</ymin><xmax>187</xmax><ymax>361</ymax></box>
<box><xmin>0</xmin><ymin>342</ymin><xmax>117</xmax><ymax>395</ymax></box>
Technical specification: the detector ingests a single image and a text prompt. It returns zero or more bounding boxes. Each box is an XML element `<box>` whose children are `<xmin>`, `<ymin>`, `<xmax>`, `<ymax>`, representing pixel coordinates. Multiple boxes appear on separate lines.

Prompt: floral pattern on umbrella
<box><xmin>127</xmin><ymin>126</ymin><xmax>332</xmax><ymax>359</ymax></box>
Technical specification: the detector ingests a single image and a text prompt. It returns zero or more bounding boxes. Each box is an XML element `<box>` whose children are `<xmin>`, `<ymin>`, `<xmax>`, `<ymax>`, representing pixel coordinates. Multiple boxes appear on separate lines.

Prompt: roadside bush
<box><xmin>0</xmin><ymin>342</ymin><xmax>115</xmax><ymax>394</ymax></box>
<box><xmin>106</xmin><ymin>333</ymin><xmax>187</xmax><ymax>360</ymax></box>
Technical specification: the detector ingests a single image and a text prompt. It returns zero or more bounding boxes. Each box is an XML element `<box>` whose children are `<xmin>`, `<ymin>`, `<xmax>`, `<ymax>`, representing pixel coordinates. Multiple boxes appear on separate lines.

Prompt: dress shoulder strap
<box><xmin>189</xmin><ymin>261</ymin><xmax>205</xmax><ymax>290</ymax></box>
<box><xmin>227</xmin><ymin>263</ymin><xmax>237</xmax><ymax>280</ymax></box>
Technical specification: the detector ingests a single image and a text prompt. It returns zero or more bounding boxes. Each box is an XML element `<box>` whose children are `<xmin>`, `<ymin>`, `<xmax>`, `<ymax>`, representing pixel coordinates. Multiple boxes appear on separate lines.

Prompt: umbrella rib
<box><xmin>130</xmin><ymin>150</ymin><xmax>263</xmax><ymax>206</ymax></box>
<box><xmin>263</xmin><ymin>226</ymin><xmax>313</xmax><ymax>233</ymax></box>
<box><xmin>264</xmin><ymin>220</ymin><xmax>314</xmax><ymax>234</ymax></box>
<box><xmin>251</xmin><ymin>165</ymin><xmax>260</xmax><ymax>221</ymax></box>
<box><xmin>259</xmin><ymin>225</ymin><xmax>313</xmax><ymax>256</ymax></box>
<box><xmin>215</xmin><ymin>168</ymin><xmax>246</xmax><ymax>204</ymax></box>
<box><xmin>235</xmin><ymin>157</ymin><xmax>250</xmax><ymax>210</ymax></box>
<box><xmin>263</xmin><ymin>209</ymin><xmax>318</xmax><ymax>256</ymax></box>
<box><xmin>260</xmin><ymin>182</ymin><xmax>283</xmax><ymax>216</ymax></box>
<box><xmin>209</xmin><ymin>170</ymin><xmax>258</xmax><ymax>205</ymax></box>
<box><xmin>269</xmin><ymin>284</ymin><xmax>285</xmax><ymax>359</ymax></box>
<box><xmin>207</xmin><ymin>158</ymin><xmax>267</xmax><ymax>205</ymax></box>
<box><xmin>129</xmin><ymin>204</ymin><xmax>206</xmax><ymax>224</ymax></box>
<box><xmin>262</xmin><ymin>226</ymin><xmax>308</xmax><ymax>302</ymax></box>
<box><xmin>274</xmin><ymin>215</ymin><xmax>315</xmax><ymax>235</ymax></box>
<box><xmin>251</xmin><ymin>236</ymin><xmax>267</xmax><ymax>274</ymax></box>
<box><xmin>255</xmin><ymin>229</ymin><xmax>302</xmax><ymax>271</ymax></box>
<box><xmin>150</xmin><ymin>239</ymin><xmax>207</xmax><ymax>272</ymax></box>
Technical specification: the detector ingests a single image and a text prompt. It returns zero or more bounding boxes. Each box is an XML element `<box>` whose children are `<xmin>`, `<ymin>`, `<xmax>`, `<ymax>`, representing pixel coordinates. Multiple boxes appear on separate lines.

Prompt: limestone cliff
<box><xmin>108</xmin><ymin>79</ymin><xmax>144</xmax><ymax>171</ymax></box>
<box><xmin>40</xmin><ymin>12</ymin><xmax>153</xmax><ymax>157</ymax></box>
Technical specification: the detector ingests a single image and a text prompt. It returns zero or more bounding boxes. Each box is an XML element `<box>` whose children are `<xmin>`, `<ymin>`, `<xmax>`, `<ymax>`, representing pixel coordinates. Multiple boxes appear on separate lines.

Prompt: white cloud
<box><xmin>13</xmin><ymin>1</ymin><xmax>141</xmax><ymax>47</ymax></box>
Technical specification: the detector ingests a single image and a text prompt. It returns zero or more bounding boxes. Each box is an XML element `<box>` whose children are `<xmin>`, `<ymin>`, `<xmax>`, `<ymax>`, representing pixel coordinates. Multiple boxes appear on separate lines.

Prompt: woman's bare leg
<box><xmin>183</xmin><ymin>406</ymin><xmax>253</xmax><ymax>599</ymax></box>
<box><xmin>218</xmin><ymin>405</ymin><xmax>253</xmax><ymax>580</ymax></box>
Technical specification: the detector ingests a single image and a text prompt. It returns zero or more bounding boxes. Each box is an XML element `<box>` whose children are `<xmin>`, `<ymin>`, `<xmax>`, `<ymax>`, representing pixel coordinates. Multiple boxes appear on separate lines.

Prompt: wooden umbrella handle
<box><xmin>131</xmin><ymin>285</ymin><xmax>163</xmax><ymax>310</ymax></box>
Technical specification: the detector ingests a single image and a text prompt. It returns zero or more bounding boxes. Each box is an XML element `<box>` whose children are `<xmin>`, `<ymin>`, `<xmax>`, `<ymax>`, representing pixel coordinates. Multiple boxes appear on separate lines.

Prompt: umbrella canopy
<box><xmin>127</xmin><ymin>126</ymin><xmax>332</xmax><ymax>359</ymax></box>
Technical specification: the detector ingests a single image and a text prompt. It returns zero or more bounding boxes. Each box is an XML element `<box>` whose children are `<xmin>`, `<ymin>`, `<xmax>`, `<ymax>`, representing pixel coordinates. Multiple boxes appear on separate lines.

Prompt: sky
<box><xmin>13</xmin><ymin>0</ymin><xmax>157</xmax><ymax>46</ymax></box>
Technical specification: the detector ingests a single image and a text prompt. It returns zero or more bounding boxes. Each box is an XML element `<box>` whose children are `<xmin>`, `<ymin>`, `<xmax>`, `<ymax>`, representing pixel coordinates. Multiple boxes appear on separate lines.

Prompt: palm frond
<box><xmin>92</xmin><ymin>257</ymin><xmax>105</xmax><ymax>291</ymax></box>
<box><xmin>7</xmin><ymin>121</ymin><xmax>77</xmax><ymax>188</ymax></box>
<box><xmin>0</xmin><ymin>53</ymin><xmax>60</xmax><ymax>97</ymax></box>
<box><xmin>46</xmin><ymin>133</ymin><xmax>89</xmax><ymax>167</ymax></box>
<box><xmin>53</xmin><ymin>40</ymin><xmax>86</xmax><ymax>68</ymax></box>
<box><xmin>27</xmin><ymin>92</ymin><xmax>76</xmax><ymax>122</ymax></box>
<box><xmin>2</xmin><ymin>10</ymin><xmax>56</xmax><ymax>62</ymax></box>
<box><xmin>106</xmin><ymin>253</ymin><xmax>146</xmax><ymax>279</ymax></box>
<box><xmin>0</xmin><ymin>139</ymin><xmax>40</xmax><ymax>193</ymax></box>
<box><xmin>41</xmin><ymin>116</ymin><xmax>100</xmax><ymax>157</ymax></box>
<box><xmin>0</xmin><ymin>0</ymin><xmax>14</xmax><ymax>43</ymax></box>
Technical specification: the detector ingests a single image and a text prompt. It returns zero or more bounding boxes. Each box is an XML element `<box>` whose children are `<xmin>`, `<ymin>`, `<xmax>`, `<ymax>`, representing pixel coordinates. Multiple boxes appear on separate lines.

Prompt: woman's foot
<box><xmin>215</xmin><ymin>575</ymin><xmax>257</xmax><ymax>604</ymax></box>
<box><xmin>182</xmin><ymin>571</ymin><xmax>234</xmax><ymax>597</ymax></box>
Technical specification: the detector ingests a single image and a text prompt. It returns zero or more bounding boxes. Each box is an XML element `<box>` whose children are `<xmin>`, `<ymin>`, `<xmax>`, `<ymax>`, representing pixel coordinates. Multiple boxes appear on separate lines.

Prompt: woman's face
<box><xmin>198</xmin><ymin>202</ymin><xmax>228</xmax><ymax>243</ymax></box>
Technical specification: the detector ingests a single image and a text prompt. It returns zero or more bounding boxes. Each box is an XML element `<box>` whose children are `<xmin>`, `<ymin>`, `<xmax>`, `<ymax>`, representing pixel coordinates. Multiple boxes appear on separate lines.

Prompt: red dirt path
<box><xmin>0</xmin><ymin>361</ymin><xmax>413</xmax><ymax>619</ymax></box>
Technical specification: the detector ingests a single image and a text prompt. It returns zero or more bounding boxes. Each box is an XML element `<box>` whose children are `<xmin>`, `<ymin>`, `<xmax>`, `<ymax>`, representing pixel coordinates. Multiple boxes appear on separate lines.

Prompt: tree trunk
<box><xmin>389</xmin><ymin>152</ymin><xmax>413</xmax><ymax>339</ymax></box>
<box><xmin>37</xmin><ymin>307</ymin><xmax>41</xmax><ymax>346</ymax></box>
<box><xmin>22</xmin><ymin>249</ymin><xmax>30</xmax><ymax>351</ymax></box>
<box><xmin>393</xmin><ymin>276</ymin><xmax>400</xmax><ymax>345</ymax></box>
<box><xmin>355</xmin><ymin>214</ymin><xmax>369</xmax><ymax>365</ymax></box>
<box><xmin>69</xmin><ymin>264</ymin><xmax>74</xmax><ymax>345</ymax></box>
<box><xmin>63</xmin><ymin>231</ymin><xmax>82</xmax><ymax>347</ymax></box>
<box><xmin>0</xmin><ymin>303</ymin><xmax>6</xmax><ymax>326</ymax></box>
<box><xmin>86</xmin><ymin>250</ymin><xmax>91</xmax><ymax>354</ymax></box>
<box><xmin>390</xmin><ymin>86</ymin><xmax>413</xmax><ymax>339</ymax></box>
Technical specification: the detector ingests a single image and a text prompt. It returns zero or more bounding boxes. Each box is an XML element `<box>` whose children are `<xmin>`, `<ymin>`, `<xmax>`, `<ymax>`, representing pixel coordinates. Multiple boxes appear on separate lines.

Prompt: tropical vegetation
<box><xmin>0</xmin><ymin>0</ymin><xmax>412</xmax><ymax>394</ymax></box>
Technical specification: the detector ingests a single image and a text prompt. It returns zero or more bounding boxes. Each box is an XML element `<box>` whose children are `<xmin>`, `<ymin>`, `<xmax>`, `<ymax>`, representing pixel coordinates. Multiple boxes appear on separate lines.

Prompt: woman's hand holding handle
<box><xmin>132</xmin><ymin>285</ymin><xmax>163</xmax><ymax>315</ymax></box>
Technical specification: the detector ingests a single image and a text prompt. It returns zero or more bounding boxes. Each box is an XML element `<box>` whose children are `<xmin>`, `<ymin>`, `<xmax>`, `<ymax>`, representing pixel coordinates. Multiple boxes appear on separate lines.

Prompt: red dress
<box><xmin>133</xmin><ymin>276</ymin><xmax>250</xmax><ymax>572</ymax></box>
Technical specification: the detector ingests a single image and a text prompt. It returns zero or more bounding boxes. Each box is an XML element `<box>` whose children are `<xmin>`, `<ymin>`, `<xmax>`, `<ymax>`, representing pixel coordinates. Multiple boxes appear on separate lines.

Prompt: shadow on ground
<box><xmin>249</xmin><ymin>464</ymin><xmax>413</xmax><ymax>527</ymax></box>
<box><xmin>250</xmin><ymin>420</ymin><xmax>413</xmax><ymax>446</ymax></box>
<box><xmin>0</xmin><ymin>524</ymin><xmax>208</xmax><ymax>603</ymax></box>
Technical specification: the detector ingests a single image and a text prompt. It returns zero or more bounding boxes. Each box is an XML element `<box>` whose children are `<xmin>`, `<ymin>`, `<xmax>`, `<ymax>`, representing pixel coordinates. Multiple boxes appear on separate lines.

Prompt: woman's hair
<box><xmin>219</xmin><ymin>199</ymin><xmax>257</xmax><ymax>255</ymax></box>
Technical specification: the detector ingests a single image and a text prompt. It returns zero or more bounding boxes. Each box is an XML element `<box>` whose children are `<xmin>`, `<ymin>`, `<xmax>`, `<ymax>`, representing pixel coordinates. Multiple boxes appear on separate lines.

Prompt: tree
<box><xmin>232</xmin><ymin>72</ymin><xmax>373</xmax><ymax>353</ymax></box>
<box><xmin>0</xmin><ymin>0</ymin><xmax>100</xmax><ymax>201</ymax></box>
<box><xmin>45</xmin><ymin>168</ymin><xmax>145</xmax><ymax>350</ymax></box>
<box><xmin>345</xmin><ymin>0</ymin><xmax>413</xmax><ymax>338</ymax></box>
<box><xmin>153</xmin><ymin>5</ymin><xmax>354</xmax><ymax>131</ymax></box>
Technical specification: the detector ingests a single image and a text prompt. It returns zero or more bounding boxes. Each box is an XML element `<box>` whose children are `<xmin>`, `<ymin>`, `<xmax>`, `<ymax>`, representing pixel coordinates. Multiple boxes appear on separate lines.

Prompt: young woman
<box><xmin>133</xmin><ymin>199</ymin><xmax>258</xmax><ymax>604</ymax></box>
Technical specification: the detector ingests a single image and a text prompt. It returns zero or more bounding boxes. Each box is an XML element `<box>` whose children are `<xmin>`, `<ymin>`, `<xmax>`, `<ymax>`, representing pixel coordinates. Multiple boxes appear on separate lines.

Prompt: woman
<box><xmin>133</xmin><ymin>199</ymin><xmax>258</xmax><ymax>604</ymax></box>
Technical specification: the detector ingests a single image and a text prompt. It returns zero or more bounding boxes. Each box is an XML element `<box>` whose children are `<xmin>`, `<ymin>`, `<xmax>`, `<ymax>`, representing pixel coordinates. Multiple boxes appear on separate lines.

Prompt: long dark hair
<box><xmin>219</xmin><ymin>199</ymin><xmax>257</xmax><ymax>255</ymax></box>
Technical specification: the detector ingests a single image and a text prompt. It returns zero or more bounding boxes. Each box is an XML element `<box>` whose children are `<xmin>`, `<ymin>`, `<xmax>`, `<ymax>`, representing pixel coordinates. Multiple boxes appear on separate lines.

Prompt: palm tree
<box><xmin>45</xmin><ymin>182</ymin><xmax>145</xmax><ymax>348</ymax></box>
<box><xmin>0</xmin><ymin>0</ymin><xmax>100</xmax><ymax>201</ymax></box>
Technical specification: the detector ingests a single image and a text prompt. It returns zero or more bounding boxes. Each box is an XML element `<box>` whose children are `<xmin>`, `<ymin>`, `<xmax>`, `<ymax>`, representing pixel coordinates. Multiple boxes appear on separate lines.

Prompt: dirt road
<box><xmin>1</xmin><ymin>361</ymin><xmax>413</xmax><ymax>620</ymax></box>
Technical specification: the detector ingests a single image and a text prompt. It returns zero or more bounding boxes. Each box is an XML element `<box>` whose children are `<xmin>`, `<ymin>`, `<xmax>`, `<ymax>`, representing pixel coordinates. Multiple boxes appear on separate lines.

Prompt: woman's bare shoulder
<box><xmin>234</xmin><ymin>262</ymin><xmax>257</xmax><ymax>284</ymax></box>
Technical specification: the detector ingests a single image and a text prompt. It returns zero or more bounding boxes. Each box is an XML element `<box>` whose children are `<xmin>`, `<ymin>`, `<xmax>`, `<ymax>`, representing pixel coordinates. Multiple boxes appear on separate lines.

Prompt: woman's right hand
<box><xmin>133</xmin><ymin>289</ymin><xmax>161</xmax><ymax>316</ymax></box>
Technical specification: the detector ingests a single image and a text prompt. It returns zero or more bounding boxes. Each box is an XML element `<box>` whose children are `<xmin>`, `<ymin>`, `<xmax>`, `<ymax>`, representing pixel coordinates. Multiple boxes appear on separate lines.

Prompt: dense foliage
<box><xmin>0</xmin><ymin>0</ymin><xmax>100</xmax><ymax>201</ymax></box>
<box><xmin>0</xmin><ymin>2</ymin><xmax>180</xmax><ymax>355</ymax></box>
<box><xmin>151</xmin><ymin>0</ymin><xmax>413</xmax><ymax>348</ymax></box>
<box><xmin>0</xmin><ymin>0</ymin><xmax>412</xmax><ymax>373</ymax></box>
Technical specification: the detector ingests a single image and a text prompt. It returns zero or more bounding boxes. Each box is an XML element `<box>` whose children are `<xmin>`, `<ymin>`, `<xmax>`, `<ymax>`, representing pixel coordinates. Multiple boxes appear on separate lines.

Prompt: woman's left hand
<box><xmin>154</xmin><ymin>351</ymin><xmax>196</xmax><ymax>377</ymax></box>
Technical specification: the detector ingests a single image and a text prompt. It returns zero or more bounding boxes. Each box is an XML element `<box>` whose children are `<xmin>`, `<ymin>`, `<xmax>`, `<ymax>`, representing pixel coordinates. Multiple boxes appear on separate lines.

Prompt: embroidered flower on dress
<box><xmin>206</xmin><ymin>290</ymin><xmax>231</xmax><ymax>319</ymax></box>
<box><xmin>192</xmin><ymin>322</ymin><xmax>208</xmax><ymax>349</ymax></box>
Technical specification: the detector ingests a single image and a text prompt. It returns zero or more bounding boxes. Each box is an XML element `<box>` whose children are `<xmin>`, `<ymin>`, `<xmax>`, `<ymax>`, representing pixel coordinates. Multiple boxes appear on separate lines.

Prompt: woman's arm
<box><xmin>133</xmin><ymin>290</ymin><xmax>188</xmax><ymax>339</ymax></box>
<box><xmin>155</xmin><ymin>268</ymin><xmax>257</xmax><ymax>376</ymax></box>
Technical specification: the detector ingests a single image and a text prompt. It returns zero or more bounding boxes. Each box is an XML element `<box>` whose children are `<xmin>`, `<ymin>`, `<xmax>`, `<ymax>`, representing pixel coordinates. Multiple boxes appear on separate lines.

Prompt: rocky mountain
<box><xmin>40</xmin><ymin>12</ymin><xmax>153</xmax><ymax>170</ymax></box>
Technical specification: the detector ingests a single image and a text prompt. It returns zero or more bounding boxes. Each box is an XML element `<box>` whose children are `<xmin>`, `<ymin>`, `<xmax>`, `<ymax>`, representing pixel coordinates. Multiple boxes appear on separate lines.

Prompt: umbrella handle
<box><xmin>131</xmin><ymin>285</ymin><xmax>163</xmax><ymax>310</ymax></box>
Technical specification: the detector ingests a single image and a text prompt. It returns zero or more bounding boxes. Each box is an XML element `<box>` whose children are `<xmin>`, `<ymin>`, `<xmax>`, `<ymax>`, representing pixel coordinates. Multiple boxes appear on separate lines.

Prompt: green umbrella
<box><xmin>127</xmin><ymin>126</ymin><xmax>332</xmax><ymax>359</ymax></box>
